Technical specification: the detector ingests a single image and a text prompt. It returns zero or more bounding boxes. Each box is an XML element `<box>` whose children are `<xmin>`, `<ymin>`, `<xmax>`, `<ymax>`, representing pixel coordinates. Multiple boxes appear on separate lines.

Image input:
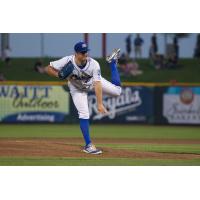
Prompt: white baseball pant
<box><xmin>69</xmin><ymin>77</ymin><xmax>122</xmax><ymax>119</ymax></box>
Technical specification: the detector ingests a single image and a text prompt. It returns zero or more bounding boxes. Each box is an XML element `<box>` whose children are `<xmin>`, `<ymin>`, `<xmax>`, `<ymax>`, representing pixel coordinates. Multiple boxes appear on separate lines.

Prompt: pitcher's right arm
<box><xmin>44</xmin><ymin>65</ymin><xmax>59</xmax><ymax>78</ymax></box>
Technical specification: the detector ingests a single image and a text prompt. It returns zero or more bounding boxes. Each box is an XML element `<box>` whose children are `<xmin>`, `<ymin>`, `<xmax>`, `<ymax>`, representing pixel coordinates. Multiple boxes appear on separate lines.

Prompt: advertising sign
<box><xmin>0</xmin><ymin>85</ymin><xmax>69</xmax><ymax>123</ymax></box>
<box><xmin>163</xmin><ymin>87</ymin><xmax>200</xmax><ymax>124</ymax></box>
<box><xmin>88</xmin><ymin>86</ymin><xmax>154</xmax><ymax>123</ymax></box>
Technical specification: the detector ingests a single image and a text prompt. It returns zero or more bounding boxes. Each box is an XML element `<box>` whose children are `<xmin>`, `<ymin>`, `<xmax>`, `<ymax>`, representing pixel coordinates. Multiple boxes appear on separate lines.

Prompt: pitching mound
<box><xmin>0</xmin><ymin>138</ymin><xmax>200</xmax><ymax>160</ymax></box>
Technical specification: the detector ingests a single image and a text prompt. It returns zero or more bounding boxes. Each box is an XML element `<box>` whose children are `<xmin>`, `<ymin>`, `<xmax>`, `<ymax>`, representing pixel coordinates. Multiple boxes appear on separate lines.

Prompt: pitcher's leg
<box><xmin>70</xmin><ymin>91</ymin><xmax>91</xmax><ymax>145</ymax></box>
<box><xmin>101</xmin><ymin>77</ymin><xmax>122</xmax><ymax>97</ymax></box>
<box><xmin>103</xmin><ymin>48</ymin><xmax>122</xmax><ymax>96</ymax></box>
<box><xmin>71</xmin><ymin>91</ymin><xmax>89</xmax><ymax>119</ymax></box>
<box><xmin>106</xmin><ymin>48</ymin><xmax>121</xmax><ymax>87</ymax></box>
<box><xmin>109</xmin><ymin>59</ymin><xmax>121</xmax><ymax>87</ymax></box>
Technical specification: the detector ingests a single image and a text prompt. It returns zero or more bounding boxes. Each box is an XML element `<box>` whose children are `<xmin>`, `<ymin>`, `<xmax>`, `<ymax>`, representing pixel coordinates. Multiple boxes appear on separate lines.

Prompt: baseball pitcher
<box><xmin>44</xmin><ymin>42</ymin><xmax>121</xmax><ymax>154</ymax></box>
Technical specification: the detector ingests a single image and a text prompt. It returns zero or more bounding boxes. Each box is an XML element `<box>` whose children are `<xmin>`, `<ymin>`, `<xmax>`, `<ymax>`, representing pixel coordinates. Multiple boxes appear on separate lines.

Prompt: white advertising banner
<box><xmin>163</xmin><ymin>87</ymin><xmax>200</xmax><ymax>124</ymax></box>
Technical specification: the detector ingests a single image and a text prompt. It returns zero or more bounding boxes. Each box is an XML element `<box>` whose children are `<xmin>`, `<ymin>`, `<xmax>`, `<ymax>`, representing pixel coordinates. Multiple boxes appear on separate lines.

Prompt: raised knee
<box><xmin>114</xmin><ymin>87</ymin><xmax>122</xmax><ymax>96</ymax></box>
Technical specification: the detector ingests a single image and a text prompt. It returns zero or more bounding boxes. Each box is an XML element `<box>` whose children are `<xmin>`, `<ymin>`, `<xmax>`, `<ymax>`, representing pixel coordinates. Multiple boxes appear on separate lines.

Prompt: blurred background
<box><xmin>0</xmin><ymin>33</ymin><xmax>199</xmax><ymax>57</ymax></box>
<box><xmin>0</xmin><ymin>33</ymin><xmax>200</xmax><ymax>125</ymax></box>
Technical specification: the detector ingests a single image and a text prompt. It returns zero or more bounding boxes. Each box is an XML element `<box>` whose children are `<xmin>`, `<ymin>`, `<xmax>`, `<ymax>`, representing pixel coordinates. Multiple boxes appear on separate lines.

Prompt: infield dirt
<box><xmin>0</xmin><ymin>138</ymin><xmax>200</xmax><ymax>160</ymax></box>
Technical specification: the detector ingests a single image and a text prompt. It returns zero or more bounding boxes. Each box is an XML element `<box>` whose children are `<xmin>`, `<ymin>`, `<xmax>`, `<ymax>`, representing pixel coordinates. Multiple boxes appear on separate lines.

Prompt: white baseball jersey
<box><xmin>50</xmin><ymin>55</ymin><xmax>122</xmax><ymax>119</ymax></box>
<box><xmin>50</xmin><ymin>55</ymin><xmax>101</xmax><ymax>91</ymax></box>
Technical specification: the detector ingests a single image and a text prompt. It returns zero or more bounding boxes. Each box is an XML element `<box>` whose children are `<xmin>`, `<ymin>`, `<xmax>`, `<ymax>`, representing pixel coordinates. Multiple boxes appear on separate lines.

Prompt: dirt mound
<box><xmin>0</xmin><ymin>138</ymin><xmax>200</xmax><ymax>160</ymax></box>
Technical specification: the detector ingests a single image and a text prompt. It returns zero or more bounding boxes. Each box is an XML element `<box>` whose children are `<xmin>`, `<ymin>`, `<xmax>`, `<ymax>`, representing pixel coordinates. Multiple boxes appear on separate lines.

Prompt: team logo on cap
<box><xmin>82</xmin><ymin>44</ymin><xmax>87</xmax><ymax>48</ymax></box>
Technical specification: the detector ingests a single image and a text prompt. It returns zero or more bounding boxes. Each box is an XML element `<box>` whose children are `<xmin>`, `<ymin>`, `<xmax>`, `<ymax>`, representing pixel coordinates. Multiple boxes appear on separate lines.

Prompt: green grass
<box><xmin>0</xmin><ymin>125</ymin><xmax>200</xmax><ymax>166</ymax></box>
<box><xmin>0</xmin><ymin>157</ymin><xmax>200</xmax><ymax>166</ymax></box>
<box><xmin>0</xmin><ymin>58</ymin><xmax>200</xmax><ymax>82</ymax></box>
<box><xmin>0</xmin><ymin>124</ymin><xmax>200</xmax><ymax>139</ymax></box>
<box><xmin>100</xmin><ymin>143</ymin><xmax>200</xmax><ymax>154</ymax></box>
<box><xmin>123</xmin><ymin>58</ymin><xmax>200</xmax><ymax>83</ymax></box>
<box><xmin>0</xmin><ymin>58</ymin><xmax>58</xmax><ymax>82</ymax></box>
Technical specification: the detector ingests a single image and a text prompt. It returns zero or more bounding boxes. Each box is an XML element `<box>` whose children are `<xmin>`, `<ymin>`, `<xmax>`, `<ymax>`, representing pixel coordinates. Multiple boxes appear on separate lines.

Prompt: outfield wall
<box><xmin>0</xmin><ymin>82</ymin><xmax>200</xmax><ymax>125</ymax></box>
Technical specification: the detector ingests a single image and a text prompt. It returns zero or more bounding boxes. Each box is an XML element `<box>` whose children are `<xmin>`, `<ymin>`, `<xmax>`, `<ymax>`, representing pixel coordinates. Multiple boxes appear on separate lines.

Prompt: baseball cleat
<box><xmin>83</xmin><ymin>143</ymin><xmax>102</xmax><ymax>155</ymax></box>
<box><xmin>106</xmin><ymin>48</ymin><xmax>121</xmax><ymax>63</ymax></box>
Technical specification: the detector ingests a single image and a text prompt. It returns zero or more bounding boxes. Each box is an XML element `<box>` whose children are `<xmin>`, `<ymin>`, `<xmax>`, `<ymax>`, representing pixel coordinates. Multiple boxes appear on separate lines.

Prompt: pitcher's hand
<box><xmin>97</xmin><ymin>104</ymin><xmax>108</xmax><ymax>114</ymax></box>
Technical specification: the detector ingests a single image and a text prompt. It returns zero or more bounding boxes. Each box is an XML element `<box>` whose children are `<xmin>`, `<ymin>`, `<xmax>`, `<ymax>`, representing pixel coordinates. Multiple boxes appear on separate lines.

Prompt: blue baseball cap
<box><xmin>74</xmin><ymin>42</ymin><xmax>90</xmax><ymax>53</ymax></box>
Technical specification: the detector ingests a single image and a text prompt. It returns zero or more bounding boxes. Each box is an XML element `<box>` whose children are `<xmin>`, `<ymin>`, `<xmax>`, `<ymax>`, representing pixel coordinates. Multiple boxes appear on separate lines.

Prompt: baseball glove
<box><xmin>58</xmin><ymin>61</ymin><xmax>74</xmax><ymax>80</ymax></box>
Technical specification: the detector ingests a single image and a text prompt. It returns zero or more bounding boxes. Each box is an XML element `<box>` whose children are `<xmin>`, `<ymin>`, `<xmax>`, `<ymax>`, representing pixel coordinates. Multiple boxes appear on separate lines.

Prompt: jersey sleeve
<box><xmin>92</xmin><ymin>61</ymin><xmax>102</xmax><ymax>82</ymax></box>
<box><xmin>50</xmin><ymin>56</ymin><xmax>70</xmax><ymax>71</ymax></box>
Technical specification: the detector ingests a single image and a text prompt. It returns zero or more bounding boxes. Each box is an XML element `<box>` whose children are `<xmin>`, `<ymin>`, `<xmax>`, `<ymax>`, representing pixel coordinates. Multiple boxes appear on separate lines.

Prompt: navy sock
<box><xmin>79</xmin><ymin>119</ymin><xmax>91</xmax><ymax>146</ymax></box>
<box><xmin>109</xmin><ymin>60</ymin><xmax>121</xmax><ymax>86</ymax></box>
